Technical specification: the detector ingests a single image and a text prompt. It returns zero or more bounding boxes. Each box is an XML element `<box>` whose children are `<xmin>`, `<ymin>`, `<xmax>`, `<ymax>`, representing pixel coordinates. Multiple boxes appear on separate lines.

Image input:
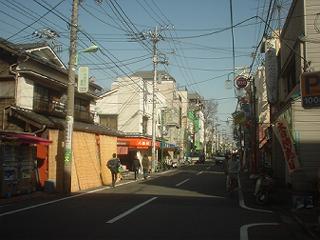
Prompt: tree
<box><xmin>202</xmin><ymin>100</ymin><xmax>218</xmax><ymax>156</ymax></box>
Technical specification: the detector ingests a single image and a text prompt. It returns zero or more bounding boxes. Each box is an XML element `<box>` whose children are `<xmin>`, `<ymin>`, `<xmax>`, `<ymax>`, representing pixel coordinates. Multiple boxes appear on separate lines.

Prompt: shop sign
<box><xmin>273</xmin><ymin>119</ymin><xmax>300</xmax><ymax>173</ymax></box>
<box><xmin>300</xmin><ymin>71</ymin><xmax>320</xmax><ymax>108</ymax></box>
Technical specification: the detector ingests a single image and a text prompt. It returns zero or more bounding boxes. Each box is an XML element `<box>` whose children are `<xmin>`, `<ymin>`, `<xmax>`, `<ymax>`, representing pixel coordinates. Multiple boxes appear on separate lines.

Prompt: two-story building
<box><xmin>0</xmin><ymin>39</ymin><xmax>120</xmax><ymax>196</ymax></box>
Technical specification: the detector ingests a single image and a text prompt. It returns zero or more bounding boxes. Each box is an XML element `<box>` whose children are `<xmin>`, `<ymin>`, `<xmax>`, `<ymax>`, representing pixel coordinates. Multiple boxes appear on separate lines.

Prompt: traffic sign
<box><xmin>235</xmin><ymin>75</ymin><xmax>248</xmax><ymax>89</ymax></box>
<box><xmin>300</xmin><ymin>71</ymin><xmax>320</xmax><ymax>108</ymax></box>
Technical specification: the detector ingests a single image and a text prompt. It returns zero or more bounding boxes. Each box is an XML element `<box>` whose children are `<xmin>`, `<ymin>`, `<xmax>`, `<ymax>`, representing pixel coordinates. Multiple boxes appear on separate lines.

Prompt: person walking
<box><xmin>226</xmin><ymin>153</ymin><xmax>240</xmax><ymax>192</ymax></box>
<box><xmin>142</xmin><ymin>153</ymin><xmax>150</xmax><ymax>180</ymax></box>
<box><xmin>107</xmin><ymin>153</ymin><xmax>121</xmax><ymax>188</ymax></box>
<box><xmin>133</xmin><ymin>155</ymin><xmax>141</xmax><ymax>180</ymax></box>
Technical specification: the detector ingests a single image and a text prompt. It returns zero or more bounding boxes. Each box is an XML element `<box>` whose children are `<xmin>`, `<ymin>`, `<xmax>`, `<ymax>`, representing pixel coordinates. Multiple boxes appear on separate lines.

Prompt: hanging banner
<box><xmin>273</xmin><ymin>119</ymin><xmax>300</xmax><ymax>173</ymax></box>
<box><xmin>265</xmin><ymin>40</ymin><xmax>278</xmax><ymax>104</ymax></box>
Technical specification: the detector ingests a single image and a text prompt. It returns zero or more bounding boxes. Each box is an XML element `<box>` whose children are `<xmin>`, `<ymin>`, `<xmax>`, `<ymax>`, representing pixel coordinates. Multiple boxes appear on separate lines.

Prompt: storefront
<box><xmin>0</xmin><ymin>131</ymin><xmax>52</xmax><ymax>198</ymax></box>
<box><xmin>117</xmin><ymin>136</ymin><xmax>160</xmax><ymax>170</ymax></box>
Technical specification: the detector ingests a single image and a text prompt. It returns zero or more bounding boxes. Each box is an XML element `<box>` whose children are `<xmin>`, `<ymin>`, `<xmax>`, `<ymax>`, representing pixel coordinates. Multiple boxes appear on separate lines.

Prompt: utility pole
<box><xmin>144</xmin><ymin>26</ymin><xmax>168</xmax><ymax>172</ymax></box>
<box><xmin>151</xmin><ymin>26</ymin><xmax>159</xmax><ymax>172</ymax></box>
<box><xmin>64</xmin><ymin>0</ymin><xmax>79</xmax><ymax>193</ymax></box>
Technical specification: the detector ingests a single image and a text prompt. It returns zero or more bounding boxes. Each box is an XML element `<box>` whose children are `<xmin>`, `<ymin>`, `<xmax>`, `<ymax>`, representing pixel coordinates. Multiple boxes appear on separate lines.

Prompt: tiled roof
<box><xmin>10</xmin><ymin>107</ymin><xmax>123</xmax><ymax>137</ymax></box>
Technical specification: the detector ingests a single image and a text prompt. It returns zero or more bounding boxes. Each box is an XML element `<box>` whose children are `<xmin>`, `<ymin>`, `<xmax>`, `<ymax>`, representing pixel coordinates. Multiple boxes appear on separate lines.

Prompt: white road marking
<box><xmin>237</xmin><ymin>175</ymin><xmax>273</xmax><ymax>214</ymax></box>
<box><xmin>175</xmin><ymin>178</ymin><xmax>190</xmax><ymax>187</ymax></box>
<box><xmin>240</xmin><ymin>223</ymin><xmax>279</xmax><ymax>240</ymax></box>
<box><xmin>196</xmin><ymin>171</ymin><xmax>203</xmax><ymax>175</ymax></box>
<box><xmin>0</xmin><ymin>180</ymin><xmax>136</xmax><ymax>217</ymax></box>
<box><xmin>106</xmin><ymin>197</ymin><xmax>158</xmax><ymax>224</ymax></box>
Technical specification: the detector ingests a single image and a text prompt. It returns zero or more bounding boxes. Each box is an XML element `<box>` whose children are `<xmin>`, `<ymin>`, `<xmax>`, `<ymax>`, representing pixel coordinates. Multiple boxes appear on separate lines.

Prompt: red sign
<box><xmin>273</xmin><ymin>119</ymin><xmax>300</xmax><ymax>173</ymax></box>
<box><xmin>117</xmin><ymin>137</ymin><xmax>160</xmax><ymax>149</ymax></box>
<box><xmin>235</xmin><ymin>76</ymin><xmax>248</xmax><ymax>88</ymax></box>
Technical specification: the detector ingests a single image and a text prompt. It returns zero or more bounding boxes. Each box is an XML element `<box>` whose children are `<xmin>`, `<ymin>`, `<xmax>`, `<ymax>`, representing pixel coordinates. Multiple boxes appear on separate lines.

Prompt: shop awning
<box><xmin>0</xmin><ymin>132</ymin><xmax>52</xmax><ymax>145</ymax></box>
<box><xmin>118</xmin><ymin>137</ymin><xmax>160</xmax><ymax>149</ymax></box>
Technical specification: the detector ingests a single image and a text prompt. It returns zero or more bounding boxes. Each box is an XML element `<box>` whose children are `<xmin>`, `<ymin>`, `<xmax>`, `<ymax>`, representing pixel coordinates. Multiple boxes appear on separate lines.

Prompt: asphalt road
<box><xmin>0</xmin><ymin>160</ymin><xmax>304</xmax><ymax>240</ymax></box>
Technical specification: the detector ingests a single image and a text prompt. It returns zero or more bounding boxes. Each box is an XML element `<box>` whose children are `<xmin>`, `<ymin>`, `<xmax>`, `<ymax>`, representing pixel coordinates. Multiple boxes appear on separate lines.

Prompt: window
<box><xmin>100</xmin><ymin>114</ymin><xmax>118</xmax><ymax>130</ymax></box>
<box><xmin>283</xmin><ymin>56</ymin><xmax>297</xmax><ymax>96</ymax></box>
<box><xmin>142</xmin><ymin>116</ymin><xmax>148</xmax><ymax>134</ymax></box>
<box><xmin>0</xmin><ymin>80</ymin><xmax>15</xmax><ymax>98</ymax></box>
<box><xmin>74</xmin><ymin>98</ymin><xmax>91</xmax><ymax>121</ymax></box>
<box><xmin>34</xmin><ymin>85</ymin><xmax>49</xmax><ymax>112</ymax></box>
<box><xmin>34</xmin><ymin>85</ymin><xmax>65</xmax><ymax>114</ymax></box>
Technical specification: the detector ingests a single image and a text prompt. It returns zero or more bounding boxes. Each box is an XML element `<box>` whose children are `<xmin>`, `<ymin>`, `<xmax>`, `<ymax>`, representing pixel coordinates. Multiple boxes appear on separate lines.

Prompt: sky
<box><xmin>0</xmin><ymin>0</ymin><xmax>292</xmax><ymax>129</ymax></box>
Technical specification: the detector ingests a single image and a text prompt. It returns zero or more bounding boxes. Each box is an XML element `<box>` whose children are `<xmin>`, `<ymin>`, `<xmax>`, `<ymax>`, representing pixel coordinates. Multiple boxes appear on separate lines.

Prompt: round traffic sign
<box><xmin>235</xmin><ymin>76</ymin><xmax>248</xmax><ymax>88</ymax></box>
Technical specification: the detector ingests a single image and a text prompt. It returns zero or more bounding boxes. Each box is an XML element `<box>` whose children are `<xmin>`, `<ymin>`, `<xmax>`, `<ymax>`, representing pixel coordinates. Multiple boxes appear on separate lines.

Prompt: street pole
<box><xmin>251</xmin><ymin>76</ymin><xmax>258</xmax><ymax>174</ymax></box>
<box><xmin>152</xmin><ymin>27</ymin><xmax>159</xmax><ymax>172</ymax></box>
<box><xmin>64</xmin><ymin>0</ymin><xmax>79</xmax><ymax>193</ymax></box>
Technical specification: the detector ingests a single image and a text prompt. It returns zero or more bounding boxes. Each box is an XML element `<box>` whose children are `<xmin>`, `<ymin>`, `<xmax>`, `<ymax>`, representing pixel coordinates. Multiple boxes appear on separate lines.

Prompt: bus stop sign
<box><xmin>301</xmin><ymin>71</ymin><xmax>320</xmax><ymax>108</ymax></box>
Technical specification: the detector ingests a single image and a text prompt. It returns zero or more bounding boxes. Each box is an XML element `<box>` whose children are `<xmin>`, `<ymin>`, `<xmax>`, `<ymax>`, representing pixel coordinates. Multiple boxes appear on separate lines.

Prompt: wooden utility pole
<box><xmin>64</xmin><ymin>0</ymin><xmax>79</xmax><ymax>193</ymax></box>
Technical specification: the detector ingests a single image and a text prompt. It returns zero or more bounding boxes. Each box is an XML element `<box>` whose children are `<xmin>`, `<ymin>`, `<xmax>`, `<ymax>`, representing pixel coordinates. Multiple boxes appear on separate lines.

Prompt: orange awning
<box><xmin>118</xmin><ymin>137</ymin><xmax>160</xmax><ymax>149</ymax></box>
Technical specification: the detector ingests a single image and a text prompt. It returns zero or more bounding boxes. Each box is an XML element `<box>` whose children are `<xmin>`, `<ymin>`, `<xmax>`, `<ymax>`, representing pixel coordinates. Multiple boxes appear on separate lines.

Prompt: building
<box><xmin>186</xmin><ymin>92</ymin><xmax>205</xmax><ymax>156</ymax></box>
<box><xmin>269</xmin><ymin>0</ymin><xmax>320</xmax><ymax>192</ymax></box>
<box><xmin>95</xmin><ymin>72</ymin><xmax>166</xmax><ymax>170</ymax></box>
<box><xmin>0</xmin><ymin>39</ymin><xmax>120</xmax><ymax>196</ymax></box>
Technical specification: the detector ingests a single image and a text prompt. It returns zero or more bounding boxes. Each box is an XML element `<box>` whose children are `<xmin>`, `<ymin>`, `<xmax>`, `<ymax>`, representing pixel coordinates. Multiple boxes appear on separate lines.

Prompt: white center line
<box><xmin>106</xmin><ymin>197</ymin><xmax>158</xmax><ymax>224</ymax></box>
<box><xmin>196</xmin><ymin>171</ymin><xmax>203</xmax><ymax>176</ymax></box>
<box><xmin>175</xmin><ymin>178</ymin><xmax>190</xmax><ymax>187</ymax></box>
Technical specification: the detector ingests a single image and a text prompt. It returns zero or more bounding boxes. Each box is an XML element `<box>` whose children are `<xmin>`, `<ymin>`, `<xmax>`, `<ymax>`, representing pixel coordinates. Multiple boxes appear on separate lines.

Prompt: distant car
<box><xmin>214</xmin><ymin>155</ymin><xmax>225</xmax><ymax>165</ymax></box>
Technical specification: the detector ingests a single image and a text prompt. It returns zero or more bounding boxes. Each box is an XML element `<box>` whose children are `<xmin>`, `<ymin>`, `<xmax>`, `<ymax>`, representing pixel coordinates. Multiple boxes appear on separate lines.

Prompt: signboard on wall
<box><xmin>300</xmin><ymin>71</ymin><xmax>320</xmax><ymax>108</ymax></box>
<box><xmin>273</xmin><ymin>119</ymin><xmax>300</xmax><ymax>173</ymax></box>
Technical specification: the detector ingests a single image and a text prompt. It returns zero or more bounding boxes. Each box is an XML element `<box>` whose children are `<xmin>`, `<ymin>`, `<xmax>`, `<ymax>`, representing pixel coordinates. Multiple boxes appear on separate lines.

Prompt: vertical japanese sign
<box><xmin>273</xmin><ymin>119</ymin><xmax>300</xmax><ymax>173</ymax></box>
<box><xmin>78</xmin><ymin>66</ymin><xmax>89</xmax><ymax>93</ymax></box>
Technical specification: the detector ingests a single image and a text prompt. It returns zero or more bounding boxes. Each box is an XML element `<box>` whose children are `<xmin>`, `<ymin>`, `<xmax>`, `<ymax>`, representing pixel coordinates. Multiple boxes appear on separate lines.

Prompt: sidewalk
<box><xmin>240</xmin><ymin>172</ymin><xmax>320</xmax><ymax>240</ymax></box>
<box><xmin>0</xmin><ymin>171</ymin><xmax>139</xmax><ymax>206</ymax></box>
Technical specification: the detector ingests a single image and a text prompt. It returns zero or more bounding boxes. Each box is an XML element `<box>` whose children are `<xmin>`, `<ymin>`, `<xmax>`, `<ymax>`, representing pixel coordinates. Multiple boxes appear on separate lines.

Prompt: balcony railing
<box><xmin>33</xmin><ymin>97</ymin><xmax>93</xmax><ymax>123</ymax></box>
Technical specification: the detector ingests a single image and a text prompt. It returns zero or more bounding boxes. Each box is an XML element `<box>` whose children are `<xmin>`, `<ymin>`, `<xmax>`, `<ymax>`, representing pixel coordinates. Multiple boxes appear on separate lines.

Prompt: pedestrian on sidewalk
<box><xmin>107</xmin><ymin>153</ymin><xmax>121</xmax><ymax>187</ymax></box>
<box><xmin>226</xmin><ymin>153</ymin><xmax>240</xmax><ymax>192</ymax></box>
<box><xmin>133</xmin><ymin>154</ymin><xmax>141</xmax><ymax>180</ymax></box>
<box><xmin>142</xmin><ymin>153</ymin><xmax>150</xmax><ymax>180</ymax></box>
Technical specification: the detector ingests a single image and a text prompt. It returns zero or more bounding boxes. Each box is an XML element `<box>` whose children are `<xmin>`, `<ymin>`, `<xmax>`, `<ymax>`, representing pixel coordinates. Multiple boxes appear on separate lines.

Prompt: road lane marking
<box><xmin>237</xmin><ymin>175</ymin><xmax>273</xmax><ymax>214</ymax></box>
<box><xmin>106</xmin><ymin>197</ymin><xmax>158</xmax><ymax>224</ymax></box>
<box><xmin>240</xmin><ymin>223</ymin><xmax>279</xmax><ymax>240</ymax></box>
<box><xmin>175</xmin><ymin>178</ymin><xmax>190</xmax><ymax>187</ymax></box>
<box><xmin>196</xmin><ymin>171</ymin><xmax>203</xmax><ymax>175</ymax></box>
<box><xmin>0</xmin><ymin>180</ymin><xmax>136</xmax><ymax>217</ymax></box>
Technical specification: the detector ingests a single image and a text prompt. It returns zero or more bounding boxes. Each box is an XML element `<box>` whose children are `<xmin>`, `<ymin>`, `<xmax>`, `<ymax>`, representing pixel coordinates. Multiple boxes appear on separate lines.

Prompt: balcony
<box><xmin>33</xmin><ymin>97</ymin><xmax>93</xmax><ymax>123</ymax></box>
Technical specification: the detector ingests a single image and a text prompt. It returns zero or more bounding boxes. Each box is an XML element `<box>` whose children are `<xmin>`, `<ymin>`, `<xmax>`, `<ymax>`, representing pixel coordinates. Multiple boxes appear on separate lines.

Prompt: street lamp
<box><xmin>225</xmin><ymin>72</ymin><xmax>235</xmax><ymax>89</ymax></box>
